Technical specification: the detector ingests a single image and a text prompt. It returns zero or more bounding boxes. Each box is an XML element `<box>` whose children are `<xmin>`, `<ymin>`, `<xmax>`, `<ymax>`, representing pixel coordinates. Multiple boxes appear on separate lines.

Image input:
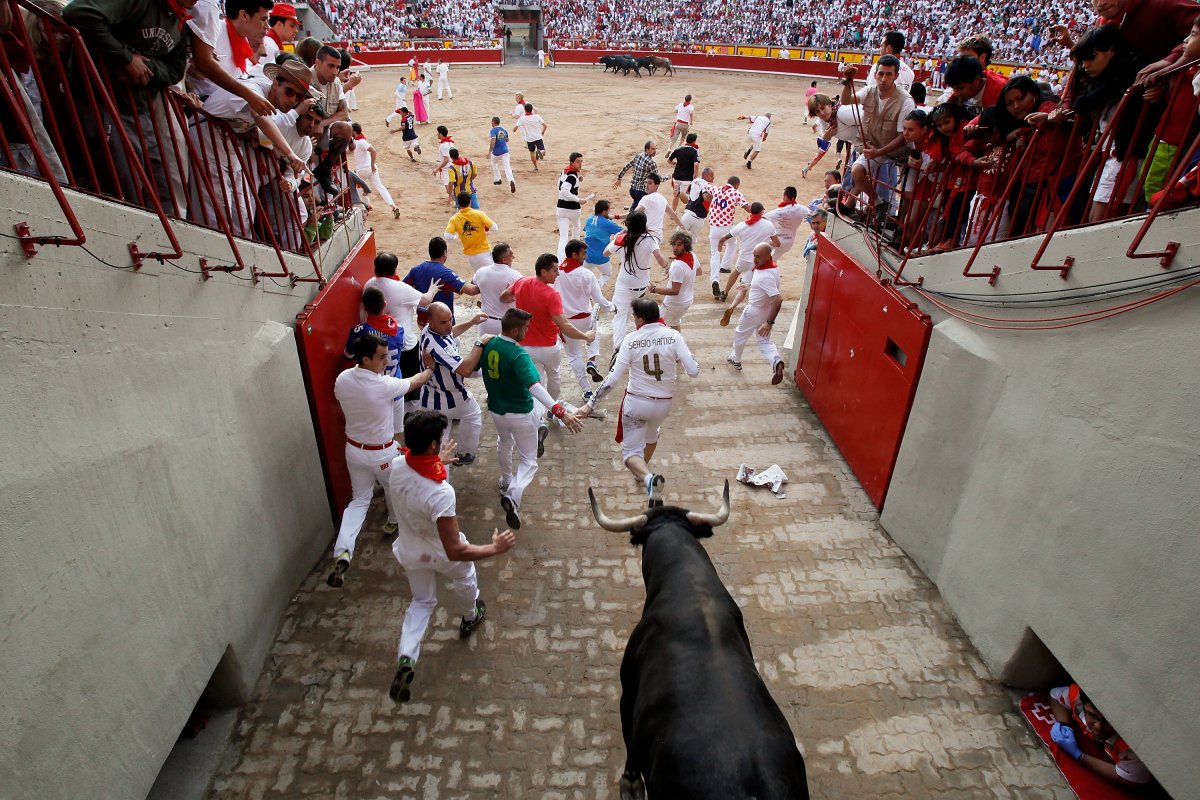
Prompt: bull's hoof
<box><xmin>619</xmin><ymin>774</ymin><xmax>646</xmax><ymax>800</ymax></box>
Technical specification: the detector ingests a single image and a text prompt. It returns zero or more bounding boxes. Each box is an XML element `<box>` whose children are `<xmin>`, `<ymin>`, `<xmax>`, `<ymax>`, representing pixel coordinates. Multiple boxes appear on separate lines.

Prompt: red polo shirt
<box><xmin>510</xmin><ymin>276</ymin><xmax>563</xmax><ymax>347</ymax></box>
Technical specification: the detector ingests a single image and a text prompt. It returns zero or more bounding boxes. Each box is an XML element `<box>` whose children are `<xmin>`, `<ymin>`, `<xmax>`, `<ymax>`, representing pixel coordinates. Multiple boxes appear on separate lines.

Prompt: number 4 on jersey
<box><xmin>642</xmin><ymin>353</ymin><xmax>664</xmax><ymax>381</ymax></box>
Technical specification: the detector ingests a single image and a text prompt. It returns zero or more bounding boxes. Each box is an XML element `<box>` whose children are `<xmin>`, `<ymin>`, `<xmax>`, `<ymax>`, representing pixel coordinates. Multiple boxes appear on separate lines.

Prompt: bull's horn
<box><xmin>588</xmin><ymin>487</ymin><xmax>648</xmax><ymax>532</ymax></box>
<box><xmin>686</xmin><ymin>481</ymin><xmax>731</xmax><ymax>528</ymax></box>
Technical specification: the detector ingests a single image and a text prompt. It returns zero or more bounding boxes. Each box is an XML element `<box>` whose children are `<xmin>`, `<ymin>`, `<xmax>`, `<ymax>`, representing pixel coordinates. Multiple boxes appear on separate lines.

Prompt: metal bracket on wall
<box><xmin>13</xmin><ymin>222</ymin><xmax>38</xmax><ymax>257</ymax></box>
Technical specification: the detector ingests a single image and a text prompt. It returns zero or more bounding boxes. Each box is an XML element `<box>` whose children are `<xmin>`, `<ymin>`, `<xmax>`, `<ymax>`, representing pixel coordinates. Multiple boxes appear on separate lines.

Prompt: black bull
<box><xmin>589</xmin><ymin>484</ymin><xmax>809</xmax><ymax>800</ymax></box>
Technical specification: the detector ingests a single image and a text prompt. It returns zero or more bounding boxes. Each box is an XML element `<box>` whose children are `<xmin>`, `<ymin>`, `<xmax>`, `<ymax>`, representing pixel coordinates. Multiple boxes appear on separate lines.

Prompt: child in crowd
<box><xmin>1140</xmin><ymin>17</ymin><xmax>1200</xmax><ymax>204</ymax></box>
<box><xmin>960</xmin><ymin>109</ymin><xmax>1011</xmax><ymax>247</ymax></box>
<box><xmin>928</xmin><ymin>102</ymin><xmax>974</xmax><ymax>250</ymax></box>
<box><xmin>899</xmin><ymin>109</ymin><xmax>939</xmax><ymax>249</ymax></box>
<box><xmin>802</xmin><ymin>94</ymin><xmax>837</xmax><ymax>178</ymax></box>
<box><xmin>1068</xmin><ymin>25</ymin><xmax>1151</xmax><ymax>221</ymax></box>
<box><xmin>993</xmin><ymin>75</ymin><xmax>1078</xmax><ymax>237</ymax></box>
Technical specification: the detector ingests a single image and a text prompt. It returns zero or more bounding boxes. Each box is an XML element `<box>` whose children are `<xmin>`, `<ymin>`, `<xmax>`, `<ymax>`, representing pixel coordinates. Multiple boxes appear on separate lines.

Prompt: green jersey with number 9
<box><xmin>480</xmin><ymin>336</ymin><xmax>542</xmax><ymax>414</ymax></box>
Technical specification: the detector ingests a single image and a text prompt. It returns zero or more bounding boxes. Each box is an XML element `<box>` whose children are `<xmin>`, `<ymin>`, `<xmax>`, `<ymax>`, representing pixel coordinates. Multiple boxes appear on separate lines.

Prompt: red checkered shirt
<box><xmin>707</xmin><ymin>184</ymin><xmax>746</xmax><ymax>228</ymax></box>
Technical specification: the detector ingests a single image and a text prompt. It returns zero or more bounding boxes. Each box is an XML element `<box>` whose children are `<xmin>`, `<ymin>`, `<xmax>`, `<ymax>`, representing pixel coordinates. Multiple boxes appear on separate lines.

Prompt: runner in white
<box><xmin>579</xmin><ymin>297</ymin><xmax>700</xmax><ymax>500</ymax></box>
<box><xmin>631</xmin><ymin>172</ymin><xmax>681</xmax><ymax>241</ymax></box>
<box><xmin>435</xmin><ymin>58</ymin><xmax>452</xmax><ymax>99</ymax></box>
<box><xmin>738</xmin><ymin>112</ymin><xmax>772</xmax><ymax>169</ymax></box>
<box><xmin>514</xmin><ymin>102</ymin><xmax>547</xmax><ymax>172</ymax></box>
<box><xmin>727</xmin><ymin>243</ymin><xmax>787</xmax><ymax>386</ymax></box>
<box><xmin>718</xmin><ymin>202</ymin><xmax>780</xmax><ymax>323</ymax></box>
<box><xmin>763</xmin><ymin>186</ymin><xmax>811</xmax><ymax>262</ymax></box>
<box><xmin>511</xmin><ymin>92</ymin><xmax>530</xmax><ymax>122</ymax></box>
<box><xmin>678</xmin><ymin>167</ymin><xmax>714</xmax><ymax>239</ymax></box>
<box><xmin>350</xmin><ymin>123</ymin><xmax>400</xmax><ymax>219</ymax></box>
<box><xmin>648</xmin><ymin>231</ymin><xmax>699</xmax><ymax>331</ymax></box>
<box><xmin>557</xmin><ymin>239</ymin><xmax>615</xmax><ymax>400</ymax></box>
<box><xmin>556</xmin><ymin>152</ymin><xmax>593</xmax><ymax>260</ymax></box>
<box><xmin>668</xmin><ymin>93</ymin><xmax>695</xmax><ymax>149</ymax></box>
<box><xmin>473</xmin><ymin>243</ymin><xmax>521</xmax><ymax>336</ymax></box>
<box><xmin>604</xmin><ymin>211</ymin><xmax>668</xmax><ymax>353</ymax></box>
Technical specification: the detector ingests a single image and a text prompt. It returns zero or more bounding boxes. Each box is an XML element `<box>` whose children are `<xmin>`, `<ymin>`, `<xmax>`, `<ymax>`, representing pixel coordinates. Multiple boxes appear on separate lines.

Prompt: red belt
<box><xmin>347</xmin><ymin>437</ymin><xmax>395</xmax><ymax>451</ymax></box>
<box><xmin>676</xmin><ymin>119</ymin><xmax>689</xmax><ymax>124</ymax></box>
<box><xmin>569</xmin><ymin>311</ymin><xmax>590</xmax><ymax>320</ymax></box>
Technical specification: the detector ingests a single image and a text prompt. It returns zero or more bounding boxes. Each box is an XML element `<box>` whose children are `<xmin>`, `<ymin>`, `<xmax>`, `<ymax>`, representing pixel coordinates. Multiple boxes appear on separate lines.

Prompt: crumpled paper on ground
<box><xmin>736</xmin><ymin>463</ymin><xmax>788</xmax><ymax>499</ymax></box>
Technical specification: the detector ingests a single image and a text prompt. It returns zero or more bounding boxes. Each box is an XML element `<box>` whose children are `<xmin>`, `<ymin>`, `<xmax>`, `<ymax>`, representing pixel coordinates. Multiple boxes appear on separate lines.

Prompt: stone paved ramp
<box><xmin>208</xmin><ymin>306</ymin><xmax>1070</xmax><ymax>799</ymax></box>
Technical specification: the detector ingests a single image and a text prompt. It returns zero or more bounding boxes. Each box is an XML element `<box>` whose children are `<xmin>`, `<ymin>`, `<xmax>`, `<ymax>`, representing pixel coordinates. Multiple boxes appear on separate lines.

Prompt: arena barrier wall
<box><xmin>552</xmin><ymin>48</ymin><xmax>846</xmax><ymax>77</ymax></box>
<box><xmin>348</xmin><ymin>48</ymin><xmax>503</xmax><ymax>67</ymax></box>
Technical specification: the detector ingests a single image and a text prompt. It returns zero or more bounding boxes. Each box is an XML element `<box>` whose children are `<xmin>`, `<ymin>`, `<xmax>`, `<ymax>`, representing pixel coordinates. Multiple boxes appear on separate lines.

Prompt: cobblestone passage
<box><xmin>208</xmin><ymin>314</ymin><xmax>1069</xmax><ymax>799</ymax></box>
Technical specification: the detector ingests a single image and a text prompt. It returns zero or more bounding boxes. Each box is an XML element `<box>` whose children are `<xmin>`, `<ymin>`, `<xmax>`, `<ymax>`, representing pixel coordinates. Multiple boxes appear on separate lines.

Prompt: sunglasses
<box><xmin>275</xmin><ymin>78</ymin><xmax>303</xmax><ymax>99</ymax></box>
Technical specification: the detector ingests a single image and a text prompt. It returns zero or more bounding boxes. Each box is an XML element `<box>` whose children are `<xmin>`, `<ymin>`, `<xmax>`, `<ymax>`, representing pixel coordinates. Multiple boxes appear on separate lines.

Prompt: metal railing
<box><xmin>834</xmin><ymin>60</ymin><xmax>1200</xmax><ymax>287</ymax></box>
<box><xmin>0</xmin><ymin>0</ymin><xmax>336</xmax><ymax>284</ymax></box>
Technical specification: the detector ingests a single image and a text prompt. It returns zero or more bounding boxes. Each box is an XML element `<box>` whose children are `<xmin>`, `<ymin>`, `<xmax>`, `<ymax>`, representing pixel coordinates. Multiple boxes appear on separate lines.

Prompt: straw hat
<box><xmin>263</xmin><ymin>60</ymin><xmax>323</xmax><ymax>102</ymax></box>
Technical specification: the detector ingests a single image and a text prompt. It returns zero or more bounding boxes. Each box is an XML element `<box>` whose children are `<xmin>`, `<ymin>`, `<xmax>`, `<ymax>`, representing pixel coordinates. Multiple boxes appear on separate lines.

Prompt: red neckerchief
<box><xmin>675</xmin><ymin>252</ymin><xmax>695</xmax><ymax>270</ymax></box>
<box><xmin>525</xmin><ymin>110</ymin><xmax>534</xmax><ymax>115</ymax></box>
<box><xmin>560</xmin><ymin>257</ymin><xmax>584</xmax><ymax>272</ymax></box>
<box><xmin>402</xmin><ymin>447</ymin><xmax>447</xmax><ymax>482</ymax></box>
<box><xmin>754</xmin><ymin>260</ymin><xmax>778</xmax><ymax>271</ymax></box>
<box><xmin>778</xmin><ymin>199</ymin><xmax>796</xmax><ymax>207</ymax></box>
<box><xmin>453</xmin><ymin>157</ymin><xmax>470</xmax><ymax>166</ymax></box>
<box><xmin>379</xmin><ymin>273</ymin><xmax>400</xmax><ymax>281</ymax></box>
<box><xmin>440</xmin><ymin>135</ymin><xmax>454</xmax><ymax>143</ymax></box>
<box><xmin>353</xmin><ymin>134</ymin><xmax>366</xmax><ymax>141</ymax></box>
<box><xmin>682</xmin><ymin>100</ymin><xmax>691</xmax><ymax>106</ymax></box>
<box><xmin>164</xmin><ymin>0</ymin><xmax>192</xmax><ymax>29</ymax></box>
<box><xmin>746</xmin><ymin>213</ymin><xmax>764</xmax><ymax>225</ymax></box>
<box><xmin>267</xmin><ymin>28</ymin><xmax>283</xmax><ymax>48</ymax></box>
<box><xmin>225</xmin><ymin>19</ymin><xmax>255</xmax><ymax>74</ymax></box>
<box><xmin>563</xmin><ymin>165</ymin><xmax>579</xmax><ymax>174</ymax></box>
<box><xmin>366</xmin><ymin>313</ymin><xmax>399</xmax><ymax>336</ymax></box>
<box><xmin>687</xmin><ymin>142</ymin><xmax>699</xmax><ymax>151</ymax></box>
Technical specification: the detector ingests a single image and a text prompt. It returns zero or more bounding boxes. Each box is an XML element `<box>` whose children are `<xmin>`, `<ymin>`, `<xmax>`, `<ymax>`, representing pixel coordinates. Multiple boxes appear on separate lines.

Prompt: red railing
<box><xmin>0</xmin><ymin>0</ymin><xmax>333</xmax><ymax>284</ymax></box>
<box><xmin>836</xmin><ymin>60</ymin><xmax>1200</xmax><ymax>287</ymax></box>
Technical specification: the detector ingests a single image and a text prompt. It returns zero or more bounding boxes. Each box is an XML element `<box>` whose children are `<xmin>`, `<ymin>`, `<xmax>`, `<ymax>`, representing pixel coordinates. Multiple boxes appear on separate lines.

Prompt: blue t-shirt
<box><xmin>404</xmin><ymin>260</ymin><xmax>467</xmax><ymax>321</ymax></box>
<box><xmin>343</xmin><ymin>320</ymin><xmax>404</xmax><ymax>378</ymax></box>
<box><xmin>401</xmin><ymin>115</ymin><xmax>417</xmax><ymax>141</ymax></box>
<box><xmin>489</xmin><ymin>126</ymin><xmax>510</xmax><ymax>156</ymax></box>
<box><xmin>584</xmin><ymin>214</ymin><xmax>624</xmax><ymax>264</ymax></box>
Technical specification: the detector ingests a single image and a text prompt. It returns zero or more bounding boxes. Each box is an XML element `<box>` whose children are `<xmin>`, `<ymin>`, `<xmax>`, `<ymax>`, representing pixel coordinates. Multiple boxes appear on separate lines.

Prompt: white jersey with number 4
<box><xmin>600</xmin><ymin>322</ymin><xmax>699</xmax><ymax>402</ymax></box>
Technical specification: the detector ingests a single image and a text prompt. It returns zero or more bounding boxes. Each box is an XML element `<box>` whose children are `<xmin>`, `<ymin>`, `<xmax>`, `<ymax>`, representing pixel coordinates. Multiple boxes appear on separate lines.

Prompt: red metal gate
<box><xmin>294</xmin><ymin>232</ymin><xmax>379</xmax><ymax>524</ymax></box>
<box><xmin>795</xmin><ymin>236</ymin><xmax>932</xmax><ymax>509</ymax></box>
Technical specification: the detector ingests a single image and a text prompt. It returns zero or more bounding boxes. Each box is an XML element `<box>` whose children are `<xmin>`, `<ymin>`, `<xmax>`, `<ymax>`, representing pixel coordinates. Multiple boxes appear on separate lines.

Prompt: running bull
<box><xmin>589</xmin><ymin>482</ymin><xmax>809</xmax><ymax>799</ymax></box>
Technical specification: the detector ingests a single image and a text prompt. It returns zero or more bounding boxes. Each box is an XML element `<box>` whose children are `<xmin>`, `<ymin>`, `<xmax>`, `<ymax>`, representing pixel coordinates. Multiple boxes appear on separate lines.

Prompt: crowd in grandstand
<box><xmin>327</xmin><ymin>0</ymin><xmax>500</xmax><ymax>45</ymax></box>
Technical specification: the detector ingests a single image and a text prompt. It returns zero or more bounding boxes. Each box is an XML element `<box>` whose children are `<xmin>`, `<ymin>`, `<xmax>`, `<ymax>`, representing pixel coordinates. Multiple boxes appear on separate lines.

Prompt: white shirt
<box><xmin>515</xmin><ymin>113</ymin><xmax>546</xmax><ymax>143</ymax></box>
<box><xmin>728</xmin><ymin>218</ymin><xmax>778</xmax><ymax>267</ymax></box>
<box><xmin>747</xmin><ymin>115</ymin><xmax>772</xmax><ymax>139</ymax></box>
<box><xmin>352</xmin><ymin>138</ymin><xmax>373</xmax><ymax>172</ymax></box>
<box><xmin>437</xmin><ymin>138</ymin><xmax>453</xmax><ymax>172</ymax></box>
<box><xmin>611</xmin><ymin>233</ymin><xmax>659</xmax><ymax>288</ymax></box>
<box><xmin>763</xmin><ymin>204</ymin><xmax>811</xmax><ymax>242</ymax></box>
<box><xmin>364</xmin><ymin>275</ymin><xmax>423</xmax><ymax>349</ymax></box>
<box><xmin>436</xmin><ymin>62</ymin><xmax>449</xmax><ymax>77</ymax></box>
<box><xmin>387</xmin><ymin>457</ymin><xmax>457</xmax><ymax>567</ymax></box>
<box><xmin>473</xmin><ymin>262</ymin><xmax>522</xmax><ymax>319</ymax></box>
<box><xmin>600</xmin><ymin>323</ymin><xmax>699</xmax><ymax>401</ymax></box>
<box><xmin>866</xmin><ymin>57</ymin><xmax>916</xmax><ymax>93</ymax></box>
<box><xmin>747</xmin><ymin>264</ymin><xmax>782</xmax><ymax>308</ymax></box>
<box><xmin>634</xmin><ymin>191</ymin><xmax>668</xmax><ymax>238</ymax></box>
<box><xmin>512</xmin><ymin>102</ymin><xmax>527</xmax><ymax>120</ymax></box>
<box><xmin>556</xmin><ymin>264</ymin><xmax>611</xmax><ymax>317</ymax></box>
<box><xmin>201</xmin><ymin>74</ymin><xmax>270</xmax><ymax>134</ymax></box>
<box><xmin>334</xmin><ymin>366</ymin><xmax>412</xmax><ymax>446</ymax></box>
<box><xmin>261</xmin><ymin>35</ymin><xmax>279</xmax><ymax>65</ymax></box>
<box><xmin>660</xmin><ymin>257</ymin><xmax>697</xmax><ymax>313</ymax></box>
<box><xmin>687</xmin><ymin>177</ymin><xmax>711</xmax><ymax>203</ymax></box>
<box><xmin>187</xmin><ymin>0</ymin><xmax>251</xmax><ymax>98</ymax></box>
<box><xmin>674</xmin><ymin>101</ymin><xmax>694</xmax><ymax>123</ymax></box>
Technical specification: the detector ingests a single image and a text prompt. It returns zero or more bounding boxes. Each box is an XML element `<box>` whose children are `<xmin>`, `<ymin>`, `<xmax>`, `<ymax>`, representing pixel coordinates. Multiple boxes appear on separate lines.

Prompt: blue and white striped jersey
<box><xmin>419</xmin><ymin>327</ymin><xmax>472</xmax><ymax>411</ymax></box>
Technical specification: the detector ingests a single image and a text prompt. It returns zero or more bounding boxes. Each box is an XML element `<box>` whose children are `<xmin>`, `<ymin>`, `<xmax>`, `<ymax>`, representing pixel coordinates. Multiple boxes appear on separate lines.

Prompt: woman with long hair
<box><xmin>604</xmin><ymin>211</ymin><xmax>667</xmax><ymax>354</ymax></box>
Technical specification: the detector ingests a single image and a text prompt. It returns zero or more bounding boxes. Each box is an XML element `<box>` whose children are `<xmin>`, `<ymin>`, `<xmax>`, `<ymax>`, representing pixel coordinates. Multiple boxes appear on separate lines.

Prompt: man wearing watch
<box><xmin>726</xmin><ymin>243</ymin><xmax>787</xmax><ymax>386</ymax></box>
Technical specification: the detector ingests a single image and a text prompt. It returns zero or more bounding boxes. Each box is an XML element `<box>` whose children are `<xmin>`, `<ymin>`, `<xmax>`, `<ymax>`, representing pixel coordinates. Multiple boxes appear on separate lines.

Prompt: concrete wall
<box><xmin>0</xmin><ymin>173</ymin><xmax>361</xmax><ymax>799</ymax></box>
<box><xmin>824</xmin><ymin>210</ymin><xmax>1200</xmax><ymax>796</ymax></box>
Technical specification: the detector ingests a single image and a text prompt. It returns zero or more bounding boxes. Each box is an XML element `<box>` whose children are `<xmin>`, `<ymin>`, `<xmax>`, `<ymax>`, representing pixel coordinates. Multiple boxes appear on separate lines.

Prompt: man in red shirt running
<box><xmin>502</xmin><ymin>253</ymin><xmax>596</xmax><ymax>456</ymax></box>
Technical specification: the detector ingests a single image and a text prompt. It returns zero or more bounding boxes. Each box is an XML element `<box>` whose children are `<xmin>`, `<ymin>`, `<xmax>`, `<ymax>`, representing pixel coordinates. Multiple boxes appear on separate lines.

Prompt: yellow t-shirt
<box><xmin>446</xmin><ymin>209</ymin><xmax>495</xmax><ymax>256</ymax></box>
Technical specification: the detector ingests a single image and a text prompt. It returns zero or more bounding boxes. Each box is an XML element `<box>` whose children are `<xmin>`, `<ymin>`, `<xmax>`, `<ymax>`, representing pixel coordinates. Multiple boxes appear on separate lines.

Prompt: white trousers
<box><xmin>465</xmin><ymin>251</ymin><xmax>492</xmax><ymax>273</ymax></box>
<box><xmin>490</xmin><ymin>152</ymin><xmax>514</xmax><ymax>183</ymax></box>
<box><xmin>556</xmin><ymin>207</ymin><xmax>582</xmax><ymax>261</ymax></box>
<box><xmin>333</xmin><ymin>441</ymin><xmax>399</xmax><ymax>559</ymax></box>
<box><xmin>679</xmin><ymin>210</ymin><xmax>705</xmax><ymax>238</ymax></box>
<box><xmin>774</xmin><ymin>235</ymin><xmax>796</xmax><ymax>262</ymax></box>
<box><xmin>426</xmin><ymin>394</ymin><xmax>482</xmax><ymax>455</ymax></box>
<box><xmin>491</xmin><ymin>409</ymin><xmax>540</xmax><ymax>507</ymax></box>
<box><xmin>611</xmin><ymin>281</ymin><xmax>647</xmax><ymax>351</ymax></box>
<box><xmin>523</xmin><ymin>343</ymin><xmax>562</xmax><ymax>420</ymax></box>
<box><xmin>437</xmin><ymin>76</ymin><xmax>452</xmax><ymax>99</ymax></box>
<box><xmin>731</xmin><ymin>300</ymin><xmax>782</xmax><ymax>367</ymax></box>
<box><xmin>396</xmin><ymin>550</ymin><xmax>477</xmax><ymax>662</ymax></box>
<box><xmin>357</xmin><ymin>167</ymin><xmax>395</xmax><ymax>208</ymax></box>
<box><xmin>479</xmin><ymin>316</ymin><xmax>503</xmax><ymax>337</ymax></box>
<box><xmin>562</xmin><ymin>313</ymin><xmax>599</xmax><ymax>393</ymax></box>
<box><xmin>709</xmin><ymin>224</ymin><xmax>735</xmax><ymax>274</ymax></box>
<box><xmin>386</xmin><ymin>109</ymin><xmax>403</xmax><ymax>126</ymax></box>
<box><xmin>619</xmin><ymin>394</ymin><xmax>673</xmax><ymax>461</ymax></box>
